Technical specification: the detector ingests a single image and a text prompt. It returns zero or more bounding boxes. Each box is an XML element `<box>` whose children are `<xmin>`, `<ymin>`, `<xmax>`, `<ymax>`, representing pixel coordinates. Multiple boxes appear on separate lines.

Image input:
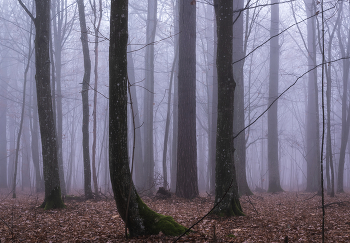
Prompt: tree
<box><xmin>336</xmin><ymin>1</ymin><xmax>350</xmax><ymax>193</ymax></box>
<box><xmin>109</xmin><ymin>0</ymin><xmax>186</xmax><ymax>236</ymax></box>
<box><xmin>176</xmin><ymin>0</ymin><xmax>198</xmax><ymax>199</ymax></box>
<box><xmin>77</xmin><ymin>0</ymin><xmax>93</xmax><ymax>199</ymax></box>
<box><xmin>267</xmin><ymin>0</ymin><xmax>283</xmax><ymax>192</ymax></box>
<box><xmin>143</xmin><ymin>0</ymin><xmax>157</xmax><ymax>193</ymax></box>
<box><xmin>18</xmin><ymin>0</ymin><xmax>64</xmax><ymax>209</ymax></box>
<box><xmin>90</xmin><ymin>0</ymin><xmax>103</xmax><ymax>196</ymax></box>
<box><xmin>212</xmin><ymin>0</ymin><xmax>243</xmax><ymax>216</ymax></box>
<box><xmin>233</xmin><ymin>0</ymin><xmax>253</xmax><ymax>195</ymax></box>
<box><xmin>304</xmin><ymin>0</ymin><xmax>320</xmax><ymax>192</ymax></box>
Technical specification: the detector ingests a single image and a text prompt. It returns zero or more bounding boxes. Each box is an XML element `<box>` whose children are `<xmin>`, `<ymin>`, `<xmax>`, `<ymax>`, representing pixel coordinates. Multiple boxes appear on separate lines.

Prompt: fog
<box><xmin>0</xmin><ymin>0</ymin><xmax>348</xmax><ymax>197</ymax></box>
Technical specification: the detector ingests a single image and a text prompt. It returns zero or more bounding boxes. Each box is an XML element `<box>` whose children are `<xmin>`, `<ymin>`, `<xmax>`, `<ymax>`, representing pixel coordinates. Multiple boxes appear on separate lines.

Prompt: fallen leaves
<box><xmin>0</xmin><ymin>190</ymin><xmax>350</xmax><ymax>242</ymax></box>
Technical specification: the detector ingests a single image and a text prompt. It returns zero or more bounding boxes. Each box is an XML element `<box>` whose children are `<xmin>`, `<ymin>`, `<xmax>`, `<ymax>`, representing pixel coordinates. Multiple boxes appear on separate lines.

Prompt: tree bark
<box><xmin>233</xmin><ymin>0</ymin><xmax>253</xmax><ymax>195</ymax></box>
<box><xmin>267</xmin><ymin>0</ymin><xmax>283</xmax><ymax>193</ymax></box>
<box><xmin>176</xmin><ymin>0</ymin><xmax>198</xmax><ymax>199</ymax></box>
<box><xmin>77</xmin><ymin>0</ymin><xmax>93</xmax><ymax>199</ymax></box>
<box><xmin>212</xmin><ymin>0</ymin><xmax>243</xmax><ymax>217</ymax></box>
<box><xmin>109</xmin><ymin>0</ymin><xmax>186</xmax><ymax>236</ymax></box>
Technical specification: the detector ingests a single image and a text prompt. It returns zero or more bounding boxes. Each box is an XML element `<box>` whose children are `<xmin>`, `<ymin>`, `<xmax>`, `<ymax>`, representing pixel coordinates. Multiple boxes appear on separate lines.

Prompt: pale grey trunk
<box><xmin>0</xmin><ymin>31</ymin><xmax>8</xmax><ymax>188</ymax></box>
<box><xmin>127</xmin><ymin>48</ymin><xmax>144</xmax><ymax>190</ymax></box>
<box><xmin>305</xmin><ymin>0</ymin><xmax>320</xmax><ymax>192</ymax></box>
<box><xmin>267</xmin><ymin>0</ymin><xmax>283</xmax><ymax>192</ymax></box>
<box><xmin>206</xmin><ymin>3</ymin><xmax>217</xmax><ymax>194</ymax></box>
<box><xmin>161</xmin><ymin>44</ymin><xmax>178</xmax><ymax>189</ymax></box>
<box><xmin>233</xmin><ymin>0</ymin><xmax>252</xmax><ymax>195</ymax></box>
<box><xmin>143</xmin><ymin>0</ymin><xmax>157</xmax><ymax>193</ymax></box>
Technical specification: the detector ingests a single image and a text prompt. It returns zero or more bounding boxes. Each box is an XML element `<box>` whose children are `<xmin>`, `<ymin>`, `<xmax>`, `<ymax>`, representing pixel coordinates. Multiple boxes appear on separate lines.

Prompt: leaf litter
<box><xmin>1</xmin><ymin>190</ymin><xmax>350</xmax><ymax>242</ymax></box>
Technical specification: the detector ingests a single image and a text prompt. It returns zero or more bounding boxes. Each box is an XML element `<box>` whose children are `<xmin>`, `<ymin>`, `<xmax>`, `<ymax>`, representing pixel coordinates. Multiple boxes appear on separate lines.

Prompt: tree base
<box><xmin>136</xmin><ymin>196</ymin><xmax>187</xmax><ymax>236</ymax></box>
<box><xmin>268</xmin><ymin>184</ymin><xmax>284</xmax><ymax>193</ymax></box>
<box><xmin>40</xmin><ymin>187</ymin><xmax>65</xmax><ymax>210</ymax></box>
<box><xmin>211</xmin><ymin>198</ymin><xmax>245</xmax><ymax>217</ymax></box>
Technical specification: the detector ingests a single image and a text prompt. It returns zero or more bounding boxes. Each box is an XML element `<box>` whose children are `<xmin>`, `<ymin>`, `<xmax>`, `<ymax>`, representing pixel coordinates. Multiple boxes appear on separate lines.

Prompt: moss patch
<box><xmin>136</xmin><ymin>196</ymin><xmax>187</xmax><ymax>236</ymax></box>
<box><xmin>40</xmin><ymin>187</ymin><xmax>66</xmax><ymax>210</ymax></box>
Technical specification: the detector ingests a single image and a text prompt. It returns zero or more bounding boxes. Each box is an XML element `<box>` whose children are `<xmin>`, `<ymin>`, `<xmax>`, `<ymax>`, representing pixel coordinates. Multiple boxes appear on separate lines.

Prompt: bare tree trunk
<box><xmin>109</xmin><ymin>0</ymin><xmax>186</xmax><ymax>235</ymax></box>
<box><xmin>13</xmin><ymin>28</ymin><xmax>34</xmax><ymax>198</ymax></box>
<box><xmin>233</xmin><ymin>0</ymin><xmax>253</xmax><ymax>195</ymax></box>
<box><xmin>77</xmin><ymin>0</ymin><xmax>93</xmax><ymax>199</ymax></box>
<box><xmin>267</xmin><ymin>0</ymin><xmax>283</xmax><ymax>192</ymax></box>
<box><xmin>162</xmin><ymin>45</ymin><xmax>178</xmax><ymax>189</ymax></box>
<box><xmin>213</xmin><ymin>0</ymin><xmax>243</xmax><ymax>216</ymax></box>
<box><xmin>143</xmin><ymin>0</ymin><xmax>157</xmax><ymax>193</ymax></box>
<box><xmin>89</xmin><ymin>0</ymin><xmax>102</xmax><ymax>195</ymax></box>
<box><xmin>305</xmin><ymin>0</ymin><xmax>320</xmax><ymax>192</ymax></box>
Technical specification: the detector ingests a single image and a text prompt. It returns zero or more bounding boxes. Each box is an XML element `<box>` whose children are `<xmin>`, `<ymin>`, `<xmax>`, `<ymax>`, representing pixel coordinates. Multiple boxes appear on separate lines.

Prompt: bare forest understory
<box><xmin>1</xmin><ymin>190</ymin><xmax>350</xmax><ymax>242</ymax></box>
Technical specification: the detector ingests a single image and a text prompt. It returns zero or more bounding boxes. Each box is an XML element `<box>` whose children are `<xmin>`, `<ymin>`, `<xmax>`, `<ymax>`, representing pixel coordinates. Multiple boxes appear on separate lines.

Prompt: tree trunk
<box><xmin>233</xmin><ymin>0</ymin><xmax>253</xmax><ymax>195</ymax></box>
<box><xmin>142</xmin><ymin>0</ymin><xmax>157</xmax><ymax>194</ymax></box>
<box><xmin>127</xmin><ymin>47</ymin><xmax>144</xmax><ymax>190</ymax></box>
<box><xmin>109</xmin><ymin>0</ymin><xmax>186</xmax><ymax>236</ymax></box>
<box><xmin>77</xmin><ymin>0</ymin><xmax>93</xmax><ymax>199</ymax></box>
<box><xmin>212</xmin><ymin>0</ymin><xmax>243</xmax><ymax>217</ymax></box>
<box><xmin>267</xmin><ymin>0</ymin><xmax>283</xmax><ymax>193</ymax></box>
<box><xmin>176</xmin><ymin>0</ymin><xmax>198</xmax><ymax>199</ymax></box>
<box><xmin>17</xmin><ymin>0</ymin><xmax>64</xmax><ymax>208</ymax></box>
<box><xmin>304</xmin><ymin>0</ymin><xmax>320</xmax><ymax>192</ymax></box>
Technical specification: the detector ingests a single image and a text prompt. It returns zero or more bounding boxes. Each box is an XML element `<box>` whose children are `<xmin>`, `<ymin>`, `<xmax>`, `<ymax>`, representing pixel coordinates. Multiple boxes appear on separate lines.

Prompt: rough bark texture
<box><xmin>77</xmin><ymin>0</ymin><xmax>93</xmax><ymax>199</ymax></box>
<box><xmin>267</xmin><ymin>0</ymin><xmax>283</xmax><ymax>193</ymax></box>
<box><xmin>109</xmin><ymin>0</ymin><xmax>186</xmax><ymax>236</ymax></box>
<box><xmin>212</xmin><ymin>0</ymin><xmax>243</xmax><ymax>217</ymax></box>
<box><xmin>233</xmin><ymin>0</ymin><xmax>253</xmax><ymax>196</ymax></box>
<box><xmin>25</xmin><ymin>0</ymin><xmax>64</xmax><ymax>209</ymax></box>
<box><xmin>176</xmin><ymin>0</ymin><xmax>198</xmax><ymax>199</ymax></box>
<box><xmin>305</xmin><ymin>0</ymin><xmax>320</xmax><ymax>192</ymax></box>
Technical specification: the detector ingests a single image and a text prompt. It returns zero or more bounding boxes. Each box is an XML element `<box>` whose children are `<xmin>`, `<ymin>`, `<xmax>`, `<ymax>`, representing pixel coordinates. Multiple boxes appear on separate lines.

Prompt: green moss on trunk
<box><xmin>40</xmin><ymin>187</ymin><xmax>65</xmax><ymax>210</ymax></box>
<box><xmin>136</xmin><ymin>196</ymin><xmax>187</xmax><ymax>236</ymax></box>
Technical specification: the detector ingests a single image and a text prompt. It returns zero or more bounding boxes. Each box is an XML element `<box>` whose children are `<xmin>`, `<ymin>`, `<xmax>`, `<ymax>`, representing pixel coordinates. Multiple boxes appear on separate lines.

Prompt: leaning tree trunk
<box><xmin>77</xmin><ymin>0</ymin><xmax>93</xmax><ymax>199</ymax></box>
<box><xmin>109</xmin><ymin>0</ymin><xmax>186</xmax><ymax>236</ymax></box>
<box><xmin>212</xmin><ymin>0</ymin><xmax>244</xmax><ymax>217</ymax></box>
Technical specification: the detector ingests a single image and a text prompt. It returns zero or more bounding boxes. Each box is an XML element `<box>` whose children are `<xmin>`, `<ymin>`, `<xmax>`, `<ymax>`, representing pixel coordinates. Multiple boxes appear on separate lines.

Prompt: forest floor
<box><xmin>1</xmin><ymin>189</ymin><xmax>350</xmax><ymax>242</ymax></box>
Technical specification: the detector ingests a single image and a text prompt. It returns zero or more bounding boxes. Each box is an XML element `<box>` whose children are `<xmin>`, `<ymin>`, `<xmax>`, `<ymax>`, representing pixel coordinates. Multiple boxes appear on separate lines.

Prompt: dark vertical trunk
<box><xmin>109</xmin><ymin>0</ymin><xmax>185</xmax><ymax>236</ymax></box>
<box><xmin>213</xmin><ymin>0</ymin><xmax>243</xmax><ymax>217</ymax></box>
<box><xmin>77</xmin><ymin>0</ymin><xmax>93</xmax><ymax>198</ymax></box>
<box><xmin>267</xmin><ymin>0</ymin><xmax>283</xmax><ymax>192</ymax></box>
<box><xmin>176</xmin><ymin>0</ymin><xmax>198</xmax><ymax>199</ymax></box>
<box><xmin>233</xmin><ymin>0</ymin><xmax>253</xmax><ymax>195</ymax></box>
<box><xmin>170</xmin><ymin>0</ymin><xmax>179</xmax><ymax>193</ymax></box>
<box><xmin>18</xmin><ymin>0</ymin><xmax>65</xmax><ymax>208</ymax></box>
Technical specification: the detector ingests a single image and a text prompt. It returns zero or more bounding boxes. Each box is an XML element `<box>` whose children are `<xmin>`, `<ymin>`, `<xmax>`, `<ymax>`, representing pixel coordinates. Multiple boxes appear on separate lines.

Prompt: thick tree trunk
<box><xmin>18</xmin><ymin>0</ymin><xmax>65</xmax><ymax>208</ymax></box>
<box><xmin>176</xmin><ymin>0</ymin><xmax>198</xmax><ymax>199</ymax></box>
<box><xmin>267</xmin><ymin>0</ymin><xmax>283</xmax><ymax>193</ymax></box>
<box><xmin>109</xmin><ymin>0</ymin><xmax>186</xmax><ymax>236</ymax></box>
<box><xmin>212</xmin><ymin>0</ymin><xmax>243</xmax><ymax>217</ymax></box>
<box><xmin>77</xmin><ymin>0</ymin><xmax>93</xmax><ymax>199</ymax></box>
